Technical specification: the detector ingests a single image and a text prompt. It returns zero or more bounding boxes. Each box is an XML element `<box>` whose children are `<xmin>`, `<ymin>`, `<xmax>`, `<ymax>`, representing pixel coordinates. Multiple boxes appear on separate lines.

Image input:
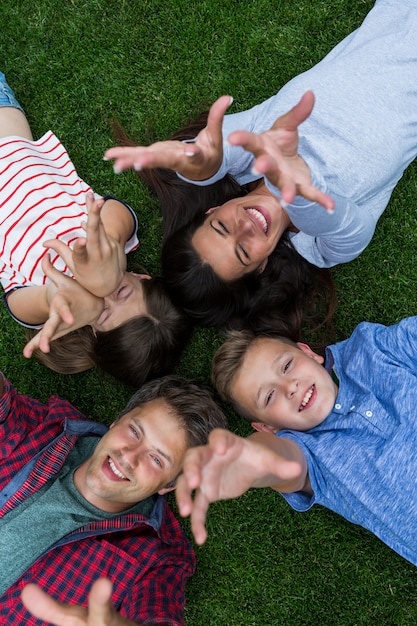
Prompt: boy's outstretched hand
<box><xmin>175</xmin><ymin>429</ymin><xmax>305</xmax><ymax>545</ymax></box>
<box><xmin>44</xmin><ymin>193</ymin><xmax>127</xmax><ymax>298</ymax></box>
<box><xmin>21</xmin><ymin>578</ymin><xmax>142</xmax><ymax>626</ymax></box>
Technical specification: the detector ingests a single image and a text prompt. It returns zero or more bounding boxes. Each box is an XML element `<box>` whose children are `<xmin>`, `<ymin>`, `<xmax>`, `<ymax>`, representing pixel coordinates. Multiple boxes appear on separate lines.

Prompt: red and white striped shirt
<box><xmin>0</xmin><ymin>131</ymin><xmax>139</xmax><ymax>294</ymax></box>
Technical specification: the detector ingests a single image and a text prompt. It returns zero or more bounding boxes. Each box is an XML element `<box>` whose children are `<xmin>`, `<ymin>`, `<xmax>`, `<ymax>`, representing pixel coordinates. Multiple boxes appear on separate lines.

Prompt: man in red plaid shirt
<box><xmin>0</xmin><ymin>373</ymin><xmax>227</xmax><ymax>626</ymax></box>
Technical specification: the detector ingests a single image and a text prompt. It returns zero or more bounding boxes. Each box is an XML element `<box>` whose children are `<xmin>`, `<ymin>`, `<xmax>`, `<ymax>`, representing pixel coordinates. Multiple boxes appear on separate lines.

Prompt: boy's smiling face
<box><xmin>231</xmin><ymin>338</ymin><xmax>338</xmax><ymax>431</ymax></box>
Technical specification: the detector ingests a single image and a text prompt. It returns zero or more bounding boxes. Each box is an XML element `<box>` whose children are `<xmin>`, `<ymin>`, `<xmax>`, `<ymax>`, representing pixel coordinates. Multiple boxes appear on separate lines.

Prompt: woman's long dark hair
<box><xmin>113</xmin><ymin>112</ymin><xmax>336</xmax><ymax>339</ymax></box>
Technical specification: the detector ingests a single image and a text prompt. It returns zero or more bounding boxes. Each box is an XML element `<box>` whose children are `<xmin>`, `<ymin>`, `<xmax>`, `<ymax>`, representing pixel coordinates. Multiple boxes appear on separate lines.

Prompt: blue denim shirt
<box><xmin>279</xmin><ymin>316</ymin><xmax>417</xmax><ymax>566</ymax></box>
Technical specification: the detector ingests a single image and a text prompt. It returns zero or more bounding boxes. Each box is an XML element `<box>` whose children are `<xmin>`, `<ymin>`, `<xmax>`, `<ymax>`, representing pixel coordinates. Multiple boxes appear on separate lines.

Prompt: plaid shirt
<box><xmin>0</xmin><ymin>375</ymin><xmax>195</xmax><ymax>625</ymax></box>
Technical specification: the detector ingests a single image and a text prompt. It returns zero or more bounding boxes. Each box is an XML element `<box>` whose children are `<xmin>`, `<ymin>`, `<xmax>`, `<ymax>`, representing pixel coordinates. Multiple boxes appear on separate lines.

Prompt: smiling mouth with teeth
<box><xmin>108</xmin><ymin>456</ymin><xmax>128</xmax><ymax>480</ymax></box>
<box><xmin>245</xmin><ymin>207</ymin><xmax>269</xmax><ymax>234</ymax></box>
<box><xmin>299</xmin><ymin>385</ymin><xmax>315</xmax><ymax>411</ymax></box>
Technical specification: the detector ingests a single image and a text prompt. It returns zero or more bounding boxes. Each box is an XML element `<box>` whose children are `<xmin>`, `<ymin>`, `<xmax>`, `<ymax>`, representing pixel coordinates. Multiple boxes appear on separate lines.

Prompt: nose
<box><xmin>284</xmin><ymin>378</ymin><xmax>298</xmax><ymax>399</ymax></box>
<box><xmin>121</xmin><ymin>443</ymin><xmax>144</xmax><ymax>468</ymax></box>
<box><xmin>236</xmin><ymin>216</ymin><xmax>254</xmax><ymax>237</ymax></box>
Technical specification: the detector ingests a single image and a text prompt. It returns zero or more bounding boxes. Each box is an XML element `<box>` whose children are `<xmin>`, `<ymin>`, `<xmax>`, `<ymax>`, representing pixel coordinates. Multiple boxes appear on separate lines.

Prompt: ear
<box><xmin>158</xmin><ymin>485</ymin><xmax>176</xmax><ymax>496</ymax></box>
<box><xmin>257</xmin><ymin>257</ymin><xmax>269</xmax><ymax>274</ymax></box>
<box><xmin>251</xmin><ymin>421</ymin><xmax>278</xmax><ymax>434</ymax></box>
<box><xmin>296</xmin><ymin>342</ymin><xmax>324</xmax><ymax>365</ymax></box>
<box><xmin>205</xmin><ymin>206</ymin><xmax>219</xmax><ymax>215</ymax></box>
<box><xmin>131</xmin><ymin>272</ymin><xmax>152</xmax><ymax>280</ymax></box>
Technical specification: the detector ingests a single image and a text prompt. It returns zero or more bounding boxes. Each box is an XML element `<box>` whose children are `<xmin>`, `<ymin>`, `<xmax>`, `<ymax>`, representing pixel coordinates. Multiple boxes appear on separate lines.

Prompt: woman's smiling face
<box><xmin>191</xmin><ymin>184</ymin><xmax>290</xmax><ymax>281</ymax></box>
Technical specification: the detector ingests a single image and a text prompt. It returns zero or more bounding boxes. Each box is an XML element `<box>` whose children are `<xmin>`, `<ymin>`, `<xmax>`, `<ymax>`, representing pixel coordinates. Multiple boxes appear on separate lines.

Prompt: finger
<box><xmin>21</xmin><ymin>583</ymin><xmax>84</xmax><ymax>624</ymax></box>
<box><xmin>23</xmin><ymin>333</ymin><xmax>41</xmax><ymax>358</ymax></box>
<box><xmin>175</xmin><ymin>473</ymin><xmax>195</xmax><ymax>517</ymax></box>
<box><xmin>251</xmin><ymin>153</ymin><xmax>297</xmax><ymax>203</ymax></box>
<box><xmin>105</xmin><ymin>141</ymin><xmax>187</xmax><ymax>173</ymax></box>
<box><xmin>298</xmin><ymin>182</ymin><xmax>335</xmax><ymax>213</ymax></box>
<box><xmin>29</xmin><ymin>315</ymin><xmax>61</xmax><ymax>355</ymax></box>
<box><xmin>85</xmin><ymin>193</ymin><xmax>106</xmax><ymax>237</ymax></box>
<box><xmin>87</xmin><ymin>578</ymin><xmax>115</xmax><ymax>622</ymax></box>
<box><xmin>42</xmin><ymin>241</ymin><xmax>74</xmax><ymax>271</ymax></box>
<box><xmin>205</xmin><ymin>95</ymin><xmax>233</xmax><ymax>138</ymax></box>
<box><xmin>189</xmin><ymin>489</ymin><xmax>210</xmax><ymax>545</ymax></box>
<box><xmin>277</xmin><ymin>90</ymin><xmax>315</xmax><ymax>130</ymax></box>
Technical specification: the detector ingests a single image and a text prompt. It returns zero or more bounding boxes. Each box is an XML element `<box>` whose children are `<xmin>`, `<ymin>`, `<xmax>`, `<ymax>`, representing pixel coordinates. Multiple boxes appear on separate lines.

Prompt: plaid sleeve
<box><xmin>121</xmin><ymin>558</ymin><xmax>193</xmax><ymax>626</ymax></box>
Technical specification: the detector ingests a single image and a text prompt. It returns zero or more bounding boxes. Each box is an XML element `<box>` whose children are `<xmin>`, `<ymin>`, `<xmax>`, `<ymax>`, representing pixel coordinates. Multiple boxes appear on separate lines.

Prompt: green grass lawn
<box><xmin>2</xmin><ymin>1</ymin><xmax>417</xmax><ymax>624</ymax></box>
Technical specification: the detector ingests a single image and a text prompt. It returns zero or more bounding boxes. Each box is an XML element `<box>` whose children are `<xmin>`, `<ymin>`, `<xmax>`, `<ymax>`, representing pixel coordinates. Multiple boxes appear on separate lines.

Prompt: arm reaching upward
<box><xmin>176</xmin><ymin>428</ymin><xmax>310</xmax><ymax>545</ymax></box>
<box><xmin>228</xmin><ymin>91</ymin><xmax>334</xmax><ymax>212</ymax></box>
<box><xmin>104</xmin><ymin>95</ymin><xmax>233</xmax><ymax>181</ymax></box>
<box><xmin>44</xmin><ymin>193</ymin><xmax>131</xmax><ymax>298</ymax></box>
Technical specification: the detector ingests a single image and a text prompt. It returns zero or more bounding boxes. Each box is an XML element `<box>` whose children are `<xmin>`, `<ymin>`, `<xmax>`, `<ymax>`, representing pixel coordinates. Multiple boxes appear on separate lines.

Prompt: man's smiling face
<box><xmin>74</xmin><ymin>398</ymin><xmax>188</xmax><ymax>512</ymax></box>
<box><xmin>231</xmin><ymin>337</ymin><xmax>338</xmax><ymax>432</ymax></box>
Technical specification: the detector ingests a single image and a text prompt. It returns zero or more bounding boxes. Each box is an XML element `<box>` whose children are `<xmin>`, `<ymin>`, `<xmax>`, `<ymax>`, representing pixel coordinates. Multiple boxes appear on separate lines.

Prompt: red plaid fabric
<box><xmin>0</xmin><ymin>376</ymin><xmax>195</xmax><ymax>625</ymax></box>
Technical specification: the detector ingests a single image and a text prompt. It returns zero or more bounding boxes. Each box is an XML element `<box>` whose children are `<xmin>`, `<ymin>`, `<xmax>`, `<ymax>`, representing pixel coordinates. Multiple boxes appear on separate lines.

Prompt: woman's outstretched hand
<box><xmin>43</xmin><ymin>193</ymin><xmax>126</xmax><ymax>298</ymax></box>
<box><xmin>21</xmin><ymin>578</ymin><xmax>141</xmax><ymax>626</ymax></box>
<box><xmin>23</xmin><ymin>254</ymin><xmax>103</xmax><ymax>357</ymax></box>
<box><xmin>228</xmin><ymin>91</ymin><xmax>335</xmax><ymax>212</ymax></box>
<box><xmin>104</xmin><ymin>95</ymin><xmax>233</xmax><ymax>181</ymax></box>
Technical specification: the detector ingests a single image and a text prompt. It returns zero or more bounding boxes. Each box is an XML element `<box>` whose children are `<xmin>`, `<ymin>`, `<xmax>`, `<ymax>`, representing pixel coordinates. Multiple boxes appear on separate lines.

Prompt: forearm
<box><xmin>248</xmin><ymin>432</ymin><xmax>310</xmax><ymax>493</ymax></box>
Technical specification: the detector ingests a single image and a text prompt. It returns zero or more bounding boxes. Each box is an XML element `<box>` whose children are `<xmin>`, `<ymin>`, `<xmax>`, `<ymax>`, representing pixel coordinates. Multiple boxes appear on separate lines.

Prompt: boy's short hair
<box><xmin>212</xmin><ymin>330</ymin><xmax>298</xmax><ymax>421</ymax></box>
<box><xmin>119</xmin><ymin>375</ymin><xmax>228</xmax><ymax>448</ymax></box>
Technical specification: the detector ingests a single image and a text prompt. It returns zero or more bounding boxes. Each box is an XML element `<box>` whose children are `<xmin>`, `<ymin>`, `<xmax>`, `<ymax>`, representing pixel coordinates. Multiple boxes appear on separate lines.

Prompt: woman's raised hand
<box><xmin>228</xmin><ymin>91</ymin><xmax>335</xmax><ymax>212</ymax></box>
<box><xmin>23</xmin><ymin>255</ymin><xmax>103</xmax><ymax>357</ymax></box>
<box><xmin>104</xmin><ymin>95</ymin><xmax>233</xmax><ymax>181</ymax></box>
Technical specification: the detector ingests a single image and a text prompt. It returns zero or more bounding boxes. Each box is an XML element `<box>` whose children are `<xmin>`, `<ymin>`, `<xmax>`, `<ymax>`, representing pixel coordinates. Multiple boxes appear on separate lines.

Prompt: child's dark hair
<box><xmin>28</xmin><ymin>276</ymin><xmax>192</xmax><ymax>387</ymax></box>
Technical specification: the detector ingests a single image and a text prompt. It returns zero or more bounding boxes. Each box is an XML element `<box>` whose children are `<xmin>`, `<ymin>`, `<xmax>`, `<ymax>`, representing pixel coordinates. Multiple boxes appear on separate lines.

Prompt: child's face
<box><xmin>231</xmin><ymin>338</ymin><xmax>338</xmax><ymax>431</ymax></box>
<box><xmin>92</xmin><ymin>272</ymin><xmax>151</xmax><ymax>332</ymax></box>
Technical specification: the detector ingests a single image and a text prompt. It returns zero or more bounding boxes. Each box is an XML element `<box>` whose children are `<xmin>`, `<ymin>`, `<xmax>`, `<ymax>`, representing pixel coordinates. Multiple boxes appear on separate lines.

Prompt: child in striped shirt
<box><xmin>0</xmin><ymin>71</ymin><xmax>190</xmax><ymax>387</ymax></box>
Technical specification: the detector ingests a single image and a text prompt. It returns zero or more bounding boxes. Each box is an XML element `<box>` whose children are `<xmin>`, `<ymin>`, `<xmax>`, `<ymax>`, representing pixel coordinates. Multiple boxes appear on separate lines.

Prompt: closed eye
<box><xmin>265</xmin><ymin>390</ymin><xmax>274</xmax><ymax>407</ymax></box>
<box><xmin>283</xmin><ymin>359</ymin><xmax>292</xmax><ymax>373</ymax></box>
<box><xmin>238</xmin><ymin>244</ymin><xmax>249</xmax><ymax>260</ymax></box>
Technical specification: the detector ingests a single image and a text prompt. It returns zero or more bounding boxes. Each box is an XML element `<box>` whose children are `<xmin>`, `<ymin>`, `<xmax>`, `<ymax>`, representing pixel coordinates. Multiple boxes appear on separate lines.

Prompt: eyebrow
<box><xmin>209</xmin><ymin>220</ymin><xmax>249</xmax><ymax>267</ymax></box>
<box><xmin>132</xmin><ymin>418</ymin><xmax>174</xmax><ymax>467</ymax></box>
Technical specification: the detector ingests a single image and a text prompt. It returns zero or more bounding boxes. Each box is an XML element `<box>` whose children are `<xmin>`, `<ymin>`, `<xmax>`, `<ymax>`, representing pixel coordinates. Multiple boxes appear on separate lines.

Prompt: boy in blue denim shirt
<box><xmin>176</xmin><ymin>316</ymin><xmax>417</xmax><ymax>567</ymax></box>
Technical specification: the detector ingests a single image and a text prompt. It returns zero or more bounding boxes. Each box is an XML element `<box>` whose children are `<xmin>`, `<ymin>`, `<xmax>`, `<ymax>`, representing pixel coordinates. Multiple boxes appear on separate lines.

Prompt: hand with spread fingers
<box><xmin>44</xmin><ymin>192</ymin><xmax>127</xmax><ymax>298</ymax></box>
<box><xmin>228</xmin><ymin>91</ymin><xmax>334</xmax><ymax>212</ymax></box>
<box><xmin>21</xmin><ymin>578</ymin><xmax>142</xmax><ymax>626</ymax></box>
<box><xmin>176</xmin><ymin>428</ymin><xmax>306</xmax><ymax>545</ymax></box>
<box><xmin>23</xmin><ymin>254</ymin><xmax>103</xmax><ymax>357</ymax></box>
<box><xmin>104</xmin><ymin>95</ymin><xmax>233</xmax><ymax>181</ymax></box>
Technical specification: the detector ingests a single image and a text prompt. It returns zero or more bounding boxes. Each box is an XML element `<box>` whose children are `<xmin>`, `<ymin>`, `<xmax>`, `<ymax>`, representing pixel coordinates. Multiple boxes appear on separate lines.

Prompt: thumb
<box><xmin>206</xmin><ymin>95</ymin><xmax>233</xmax><ymax>138</ymax></box>
<box><xmin>87</xmin><ymin>578</ymin><xmax>116</xmax><ymax>623</ymax></box>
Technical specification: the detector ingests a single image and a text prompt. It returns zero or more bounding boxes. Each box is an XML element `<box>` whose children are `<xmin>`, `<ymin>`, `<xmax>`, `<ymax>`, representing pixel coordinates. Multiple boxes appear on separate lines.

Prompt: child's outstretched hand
<box><xmin>44</xmin><ymin>193</ymin><xmax>127</xmax><ymax>298</ymax></box>
<box><xmin>21</xmin><ymin>578</ymin><xmax>141</xmax><ymax>626</ymax></box>
<box><xmin>227</xmin><ymin>91</ymin><xmax>335</xmax><ymax>212</ymax></box>
<box><xmin>176</xmin><ymin>429</ymin><xmax>304</xmax><ymax>545</ymax></box>
<box><xmin>104</xmin><ymin>95</ymin><xmax>233</xmax><ymax>181</ymax></box>
<box><xmin>23</xmin><ymin>255</ymin><xmax>104</xmax><ymax>357</ymax></box>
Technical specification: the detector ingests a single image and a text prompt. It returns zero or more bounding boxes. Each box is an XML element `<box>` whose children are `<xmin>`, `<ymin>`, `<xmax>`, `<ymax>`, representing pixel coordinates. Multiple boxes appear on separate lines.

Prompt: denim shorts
<box><xmin>0</xmin><ymin>71</ymin><xmax>24</xmax><ymax>112</ymax></box>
